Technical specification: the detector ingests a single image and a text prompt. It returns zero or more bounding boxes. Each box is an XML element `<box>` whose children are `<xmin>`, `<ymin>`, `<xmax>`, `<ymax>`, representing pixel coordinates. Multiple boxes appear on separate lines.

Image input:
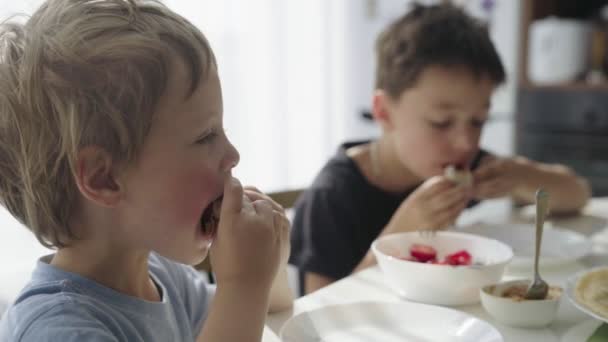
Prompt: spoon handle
<box><xmin>534</xmin><ymin>189</ymin><xmax>549</xmax><ymax>277</ymax></box>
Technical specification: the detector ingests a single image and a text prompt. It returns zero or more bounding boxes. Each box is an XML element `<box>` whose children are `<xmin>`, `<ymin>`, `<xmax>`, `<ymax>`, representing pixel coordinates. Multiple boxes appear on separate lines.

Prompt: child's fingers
<box><xmin>251</xmin><ymin>199</ymin><xmax>274</xmax><ymax>219</ymax></box>
<box><xmin>243</xmin><ymin>185</ymin><xmax>262</xmax><ymax>194</ymax></box>
<box><xmin>272</xmin><ymin>210</ymin><xmax>286</xmax><ymax>236</ymax></box>
<box><xmin>276</xmin><ymin>210</ymin><xmax>291</xmax><ymax>262</ymax></box>
<box><xmin>431</xmin><ymin>188</ymin><xmax>469</xmax><ymax>212</ymax></box>
<box><xmin>475</xmin><ymin>179</ymin><xmax>509</xmax><ymax>199</ymax></box>
<box><xmin>418</xmin><ymin>176</ymin><xmax>457</xmax><ymax>199</ymax></box>
<box><xmin>244</xmin><ymin>189</ymin><xmax>285</xmax><ymax>213</ymax></box>
<box><xmin>429</xmin><ymin>200</ymin><xmax>467</xmax><ymax>230</ymax></box>
<box><xmin>474</xmin><ymin>161</ymin><xmax>502</xmax><ymax>182</ymax></box>
<box><xmin>420</xmin><ymin>180</ymin><xmax>469</xmax><ymax>211</ymax></box>
<box><xmin>272</xmin><ymin>209</ymin><xmax>290</xmax><ymax>230</ymax></box>
<box><xmin>221</xmin><ymin>177</ymin><xmax>244</xmax><ymax>216</ymax></box>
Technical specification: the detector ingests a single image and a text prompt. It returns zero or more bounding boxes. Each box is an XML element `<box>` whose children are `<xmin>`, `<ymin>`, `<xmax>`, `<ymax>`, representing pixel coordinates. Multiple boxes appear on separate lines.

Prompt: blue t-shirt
<box><xmin>0</xmin><ymin>253</ymin><xmax>214</xmax><ymax>342</ymax></box>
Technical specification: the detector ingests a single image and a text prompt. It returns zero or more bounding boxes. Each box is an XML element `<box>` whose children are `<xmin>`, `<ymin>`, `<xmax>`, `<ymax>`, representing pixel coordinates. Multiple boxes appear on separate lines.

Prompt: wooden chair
<box><xmin>194</xmin><ymin>188</ymin><xmax>304</xmax><ymax>283</ymax></box>
<box><xmin>267</xmin><ymin>189</ymin><xmax>303</xmax><ymax>210</ymax></box>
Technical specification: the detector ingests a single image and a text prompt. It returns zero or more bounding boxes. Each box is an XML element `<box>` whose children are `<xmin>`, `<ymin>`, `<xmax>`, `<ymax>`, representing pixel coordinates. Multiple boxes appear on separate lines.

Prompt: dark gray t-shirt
<box><xmin>289</xmin><ymin>140</ymin><xmax>486</xmax><ymax>292</ymax></box>
<box><xmin>0</xmin><ymin>253</ymin><xmax>214</xmax><ymax>342</ymax></box>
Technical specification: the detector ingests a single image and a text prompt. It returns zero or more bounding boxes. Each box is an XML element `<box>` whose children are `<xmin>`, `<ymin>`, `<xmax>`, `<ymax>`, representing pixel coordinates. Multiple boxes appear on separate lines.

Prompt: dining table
<box><xmin>263</xmin><ymin>197</ymin><xmax>608</xmax><ymax>342</ymax></box>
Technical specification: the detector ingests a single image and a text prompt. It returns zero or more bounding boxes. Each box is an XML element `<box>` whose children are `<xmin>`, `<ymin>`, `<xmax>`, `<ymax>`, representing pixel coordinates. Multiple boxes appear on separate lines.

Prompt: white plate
<box><xmin>561</xmin><ymin>320</ymin><xmax>603</xmax><ymax>342</ymax></box>
<box><xmin>280</xmin><ymin>301</ymin><xmax>503</xmax><ymax>342</ymax></box>
<box><xmin>460</xmin><ymin>223</ymin><xmax>592</xmax><ymax>268</ymax></box>
<box><xmin>565</xmin><ymin>267</ymin><xmax>608</xmax><ymax>323</ymax></box>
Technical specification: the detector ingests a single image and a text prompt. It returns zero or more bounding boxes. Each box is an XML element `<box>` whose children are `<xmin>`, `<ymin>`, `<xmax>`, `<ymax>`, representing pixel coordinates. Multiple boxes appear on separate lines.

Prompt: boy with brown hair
<box><xmin>289</xmin><ymin>2</ymin><xmax>591</xmax><ymax>294</ymax></box>
<box><xmin>0</xmin><ymin>0</ymin><xmax>292</xmax><ymax>341</ymax></box>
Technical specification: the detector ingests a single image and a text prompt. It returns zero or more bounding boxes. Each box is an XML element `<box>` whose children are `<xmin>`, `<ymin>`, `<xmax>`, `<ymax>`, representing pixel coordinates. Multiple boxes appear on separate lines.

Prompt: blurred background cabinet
<box><xmin>516</xmin><ymin>0</ymin><xmax>608</xmax><ymax>195</ymax></box>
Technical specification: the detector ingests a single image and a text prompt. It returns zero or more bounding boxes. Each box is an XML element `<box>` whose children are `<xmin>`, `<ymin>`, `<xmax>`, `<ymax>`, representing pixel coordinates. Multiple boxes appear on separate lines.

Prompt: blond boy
<box><xmin>0</xmin><ymin>0</ymin><xmax>292</xmax><ymax>341</ymax></box>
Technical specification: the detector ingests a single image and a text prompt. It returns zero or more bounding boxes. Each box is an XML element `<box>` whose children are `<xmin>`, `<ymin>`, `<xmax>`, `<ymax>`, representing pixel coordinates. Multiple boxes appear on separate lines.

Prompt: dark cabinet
<box><xmin>516</xmin><ymin>88</ymin><xmax>608</xmax><ymax>195</ymax></box>
<box><xmin>516</xmin><ymin>1</ymin><xmax>608</xmax><ymax>195</ymax></box>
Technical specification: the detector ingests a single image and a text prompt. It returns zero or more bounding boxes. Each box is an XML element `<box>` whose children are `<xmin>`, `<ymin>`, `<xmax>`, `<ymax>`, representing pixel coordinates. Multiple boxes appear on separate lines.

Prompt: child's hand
<box><xmin>210</xmin><ymin>177</ymin><xmax>290</xmax><ymax>290</ymax></box>
<box><xmin>472</xmin><ymin>156</ymin><xmax>523</xmax><ymax>200</ymax></box>
<box><xmin>243</xmin><ymin>186</ymin><xmax>290</xmax><ymax>266</ymax></box>
<box><xmin>385</xmin><ymin>176</ymin><xmax>471</xmax><ymax>234</ymax></box>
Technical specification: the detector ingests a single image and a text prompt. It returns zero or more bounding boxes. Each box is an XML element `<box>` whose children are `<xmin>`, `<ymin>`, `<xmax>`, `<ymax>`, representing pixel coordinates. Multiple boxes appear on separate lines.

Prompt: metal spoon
<box><xmin>524</xmin><ymin>189</ymin><xmax>550</xmax><ymax>300</ymax></box>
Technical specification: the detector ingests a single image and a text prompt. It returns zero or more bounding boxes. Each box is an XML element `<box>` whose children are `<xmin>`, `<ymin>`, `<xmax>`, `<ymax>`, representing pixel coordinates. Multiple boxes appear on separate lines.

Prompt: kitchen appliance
<box><xmin>528</xmin><ymin>17</ymin><xmax>591</xmax><ymax>84</ymax></box>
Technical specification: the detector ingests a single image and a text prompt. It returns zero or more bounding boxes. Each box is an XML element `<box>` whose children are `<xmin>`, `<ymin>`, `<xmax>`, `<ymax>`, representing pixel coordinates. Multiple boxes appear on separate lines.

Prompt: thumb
<box><xmin>221</xmin><ymin>177</ymin><xmax>243</xmax><ymax>217</ymax></box>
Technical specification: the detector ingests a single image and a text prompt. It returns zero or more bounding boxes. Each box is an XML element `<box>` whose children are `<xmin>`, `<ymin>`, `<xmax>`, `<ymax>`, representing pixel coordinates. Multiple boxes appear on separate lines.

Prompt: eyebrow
<box><xmin>435</xmin><ymin>100</ymin><xmax>491</xmax><ymax>111</ymax></box>
<box><xmin>196</xmin><ymin>111</ymin><xmax>222</xmax><ymax>129</ymax></box>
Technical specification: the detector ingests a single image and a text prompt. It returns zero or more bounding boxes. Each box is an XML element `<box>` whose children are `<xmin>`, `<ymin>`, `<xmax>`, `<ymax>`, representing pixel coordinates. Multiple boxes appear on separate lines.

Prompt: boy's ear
<box><xmin>74</xmin><ymin>146</ymin><xmax>123</xmax><ymax>207</ymax></box>
<box><xmin>372</xmin><ymin>89</ymin><xmax>394</xmax><ymax>131</ymax></box>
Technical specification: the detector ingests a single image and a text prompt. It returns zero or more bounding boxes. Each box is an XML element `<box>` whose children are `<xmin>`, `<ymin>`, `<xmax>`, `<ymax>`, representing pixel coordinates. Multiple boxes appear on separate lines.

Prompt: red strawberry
<box><xmin>445</xmin><ymin>250</ymin><xmax>472</xmax><ymax>265</ymax></box>
<box><xmin>410</xmin><ymin>244</ymin><xmax>437</xmax><ymax>262</ymax></box>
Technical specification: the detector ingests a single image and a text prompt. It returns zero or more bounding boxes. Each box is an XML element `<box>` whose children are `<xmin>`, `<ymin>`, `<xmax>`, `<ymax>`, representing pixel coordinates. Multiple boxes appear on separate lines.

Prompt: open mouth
<box><xmin>444</xmin><ymin>164</ymin><xmax>473</xmax><ymax>186</ymax></box>
<box><xmin>200</xmin><ymin>196</ymin><xmax>223</xmax><ymax>238</ymax></box>
<box><xmin>442</xmin><ymin>162</ymin><xmax>467</xmax><ymax>171</ymax></box>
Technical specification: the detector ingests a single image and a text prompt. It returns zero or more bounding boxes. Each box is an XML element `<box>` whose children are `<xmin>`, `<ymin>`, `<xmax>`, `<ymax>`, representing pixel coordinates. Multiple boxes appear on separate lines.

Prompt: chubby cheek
<box><xmin>396</xmin><ymin>131</ymin><xmax>442</xmax><ymax>178</ymax></box>
<box><xmin>166</xmin><ymin>168</ymin><xmax>222</xmax><ymax>229</ymax></box>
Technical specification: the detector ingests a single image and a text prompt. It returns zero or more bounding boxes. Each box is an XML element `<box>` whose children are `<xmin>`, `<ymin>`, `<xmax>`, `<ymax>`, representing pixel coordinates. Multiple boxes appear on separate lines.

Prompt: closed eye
<box><xmin>429</xmin><ymin>120</ymin><xmax>452</xmax><ymax>129</ymax></box>
<box><xmin>196</xmin><ymin>129</ymin><xmax>219</xmax><ymax>144</ymax></box>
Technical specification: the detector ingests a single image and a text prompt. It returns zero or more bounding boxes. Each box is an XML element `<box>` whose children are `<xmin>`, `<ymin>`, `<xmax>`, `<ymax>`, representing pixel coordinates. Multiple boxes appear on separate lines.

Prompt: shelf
<box><xmin>517</xmin><ymin>0</ymin><xmax>608</xmax><ymax>92</ymax></box>
<box><xmin>520</xmin><ymin>82</ymin><xmax>608</xmax><ymax>92</ymax></box>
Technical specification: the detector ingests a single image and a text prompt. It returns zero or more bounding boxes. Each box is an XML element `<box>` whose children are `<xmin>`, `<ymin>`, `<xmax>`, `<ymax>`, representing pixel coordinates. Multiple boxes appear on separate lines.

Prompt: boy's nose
<box><xmin>454</xmin><ymin>130</ymin><xmax>478</xmax><ymax>153</ymax></box>
<box><xmin>221</xmin><ymin>142</ymin><xmax>240</xmax><ymax>172</ymax></box>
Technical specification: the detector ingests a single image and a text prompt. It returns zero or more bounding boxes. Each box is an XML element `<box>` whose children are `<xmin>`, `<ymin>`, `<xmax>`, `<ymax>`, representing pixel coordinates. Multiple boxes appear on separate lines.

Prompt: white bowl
<box><xmin>480</xmin><ymin>279</ymin><xmax>563</xmax><ymax>328</ymax></box>
<box><xmin>371</xmin><ymin>231</ymin><xmax>513</xmax><ymax>306</ymax></box>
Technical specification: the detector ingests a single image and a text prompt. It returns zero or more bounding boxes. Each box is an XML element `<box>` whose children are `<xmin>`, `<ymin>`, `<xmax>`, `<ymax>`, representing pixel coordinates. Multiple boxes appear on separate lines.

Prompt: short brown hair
<box><xmin>0</xmin><ymin>0</ymin><xmax>215</xmax><ymax>248</ymax></box>
<box><xmin>375</xmin><ymin>2</ymin><xmax>505</xmax><ymax>99</ymax></box>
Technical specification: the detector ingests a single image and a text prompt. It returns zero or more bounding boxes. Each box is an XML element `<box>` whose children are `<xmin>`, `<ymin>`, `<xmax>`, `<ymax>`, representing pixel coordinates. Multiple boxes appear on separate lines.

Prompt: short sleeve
<box><xmin>290</xmin><ymin>188</ymin><xmax>361</xmax><ymax>280</ymax></box>
<box><xmin>18</xmin><ymin>304</ymin><xmax>118</xmax><ymax>342</ymax></box>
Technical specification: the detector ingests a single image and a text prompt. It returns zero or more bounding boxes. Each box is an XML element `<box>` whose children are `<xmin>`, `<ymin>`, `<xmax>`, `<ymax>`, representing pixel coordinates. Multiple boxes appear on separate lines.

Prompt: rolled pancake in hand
<box><xmin>575</xmin><ymin>268</ymin><xmax>608</xmax><ymax>319</ymax></box>
<box><xmin>444</xmin><ymin>165</ymin><xmax>472</xmax><ymax>186</ymax></box>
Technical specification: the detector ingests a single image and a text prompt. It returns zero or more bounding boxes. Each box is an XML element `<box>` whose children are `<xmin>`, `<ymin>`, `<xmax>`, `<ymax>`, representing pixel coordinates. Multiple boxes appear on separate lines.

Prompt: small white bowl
<box><xmin>371</xmin><ymin>231</ymin><xmax>513</xmax><ymax>306</ymax></box>
<box><xmin>480</xmin><ymin>279</ymin><xmax>563</xmax><ymax>328</ymax></box>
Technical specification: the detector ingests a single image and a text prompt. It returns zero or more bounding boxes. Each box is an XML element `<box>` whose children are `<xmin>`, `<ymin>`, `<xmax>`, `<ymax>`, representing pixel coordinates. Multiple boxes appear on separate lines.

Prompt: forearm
<box><xmin>352</xmin><ymin>249</ymin><xmax>377</xmax><ymax>273</ymax></box>
<box><xmin>512</xmin><ymin>157</ymin><xmax>591</xmax><ymax>213</ymax></box>
<box><xmin>351</xmin><ymin>221</ymin><xmax>401</xmax><ymax>274</ymax></box>
<box><xmin>352</xmin><ymin>215</ymin><xmax>420</xmax><ymax>274</ymax></box>
<box><xmin>268</xmin><ymin>263</ymin><xmax>294</xmax><ymax>313</ymax></box>
<box><xmin>198</xmin><ymin>283</ymin><xmax>270</xmax><ymax>342</ymax></box>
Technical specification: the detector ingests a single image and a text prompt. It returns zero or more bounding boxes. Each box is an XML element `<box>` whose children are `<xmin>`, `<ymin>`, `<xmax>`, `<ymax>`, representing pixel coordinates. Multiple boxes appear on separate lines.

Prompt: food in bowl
<box><xmin>496</xmin><ymin>283</ymin><xmax>562</xmax><ymax>302</ymax></box>
<box><xmin>480</xmin><ymin>279</ymin><xmax>562</xmax><ymax>328</ymax></box>
<box><xmin>396</xmin><ymin>244</ymin><xmax>474</xmax><ymax>266</ymax></box>
<box><xmin>371</xmin><ymin>231</ymin><xmax>513</xmax><ymax>306</ymax></box>
<box><xmin>574</xmin><ymin>267</ymin><xmax>608</xmax><ymax>319</ymax></box>
<box><xmin>443</xmin><ymin>250</ymin><xmax>473</xmax><ymax>266</ymax></box>
<box><xmin>408</xmin><ymin>244</ymin><xmax>437</xmax><ymax>262</ymax></box>
<box><xmin>444</xmin><ymin>165</ymin><xmax>472</xmax><ymax>186</ymax></box>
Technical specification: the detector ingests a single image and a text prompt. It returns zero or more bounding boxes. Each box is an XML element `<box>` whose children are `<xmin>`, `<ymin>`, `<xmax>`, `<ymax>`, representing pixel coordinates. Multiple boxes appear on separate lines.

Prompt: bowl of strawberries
<box><xmin>371</xmin><ymin>231</ymin><xmax>513</xmax><ymax>306</ymax></box>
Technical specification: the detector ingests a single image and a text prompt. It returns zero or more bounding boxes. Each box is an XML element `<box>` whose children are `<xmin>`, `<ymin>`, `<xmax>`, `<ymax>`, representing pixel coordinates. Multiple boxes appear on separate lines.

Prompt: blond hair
<box><xmin>0</xmin><ymin>0</ymin><xmax>215</xmax><ymax>248</ymax></box>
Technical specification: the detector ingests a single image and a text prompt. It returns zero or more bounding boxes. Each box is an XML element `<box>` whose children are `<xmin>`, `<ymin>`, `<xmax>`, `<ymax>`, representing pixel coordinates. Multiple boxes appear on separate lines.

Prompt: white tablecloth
<box><xmin>265</xmin><ymin>198</ymin><xmax>608</xmax><ymax>341</ymax></box>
